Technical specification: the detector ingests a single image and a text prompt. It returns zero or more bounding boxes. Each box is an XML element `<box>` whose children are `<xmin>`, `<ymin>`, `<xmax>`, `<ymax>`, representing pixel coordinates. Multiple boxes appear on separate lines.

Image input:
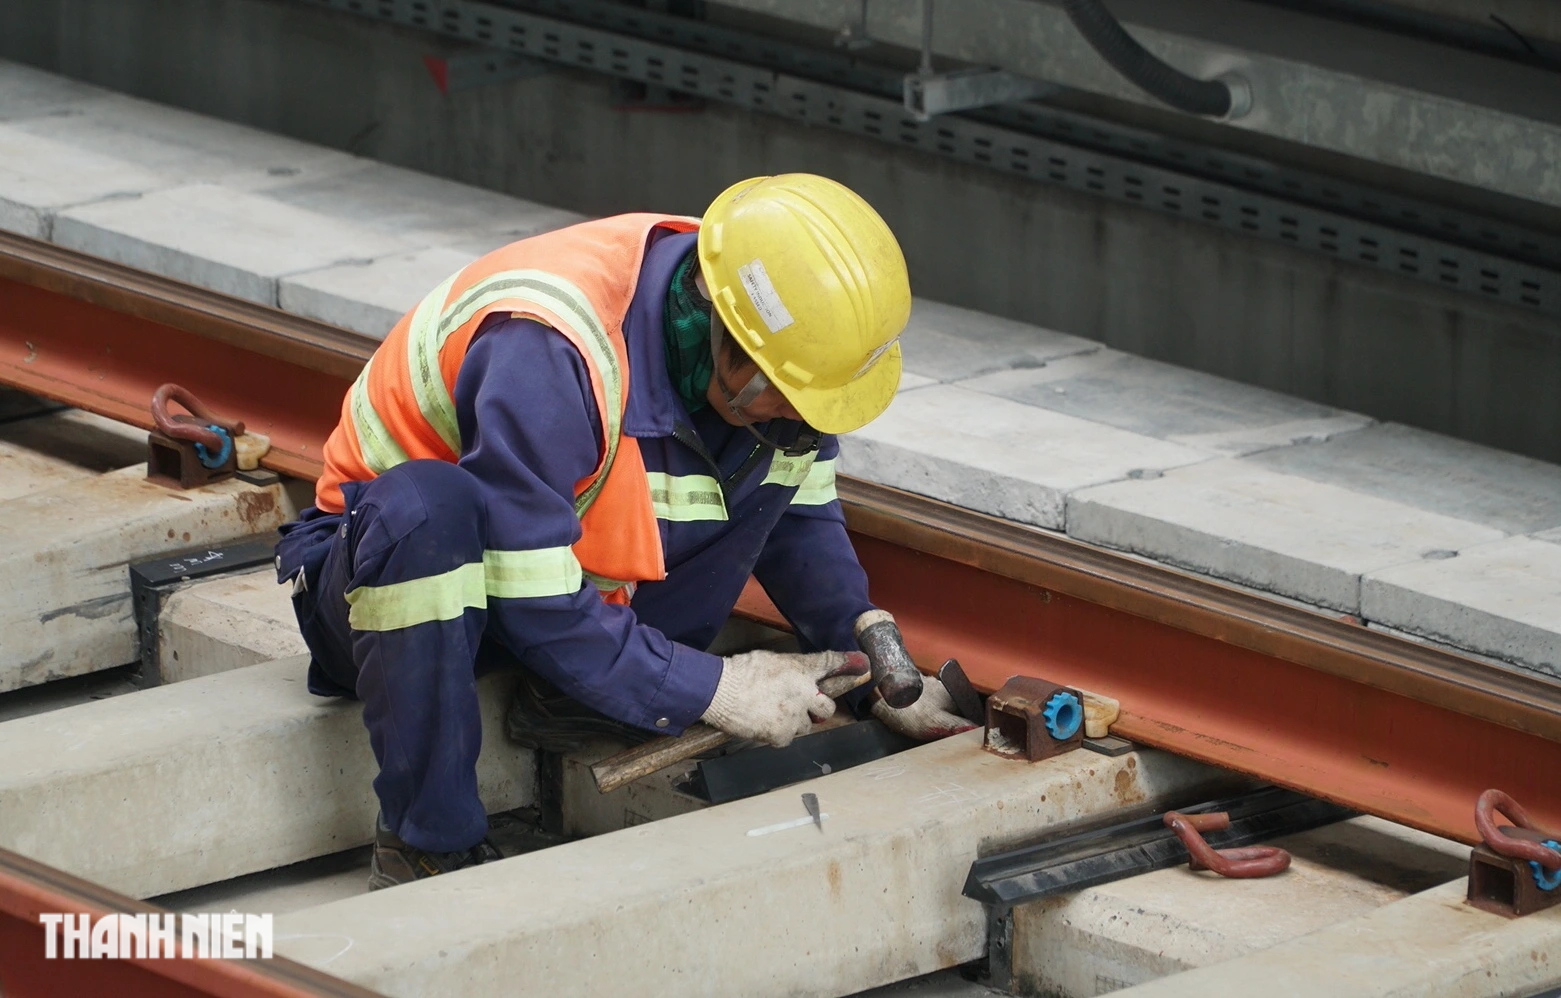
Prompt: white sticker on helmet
<box><xmin>853</xmin><ymin>337</ymin><xmax>897</xmax><ymax>380</ymax></box>
<box><xmin>737</xmin><ymin>259</ymin><xmax>796</xmax><ymax>335</ymax></box>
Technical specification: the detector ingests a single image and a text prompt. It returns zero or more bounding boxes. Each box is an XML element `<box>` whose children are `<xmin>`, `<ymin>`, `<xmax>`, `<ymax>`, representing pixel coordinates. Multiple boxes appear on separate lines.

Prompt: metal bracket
<box><xmin>680</xmin><ymin>720</ymin><xmax>915</xmax><ymax>804</ymax></box>
<box><xmin>128</xmin><ymin>537</ymin><xmax>279</xmax><ymax>687</ymax></box>
<box><xmin>964</xmin><ymin>786</ymin><xmax>1349</xmax><ymax>908</ymax></box>
<box><xmin>1468</xmin><ymin>840</ymin><xmax>1561</xmax><ymax>917</ymax></box>
<box><xmin>834</xmin><ymin>0</ymin><xmax>873</xmax><ymax>50</ymax></box>
<box><xmin>1468</xmin><ymin>789</ymin><xmax>1561</xmax><ymax>917</ymax></box>
<box><xmin>905</xmin><ymin>68</ymin><xmax>1056</xmax><ymax>120</ymax></box>
<box><xmin>984</xmin><ymin>676</ymin><xmax>1085</xmax><ymax>761</ymax></box>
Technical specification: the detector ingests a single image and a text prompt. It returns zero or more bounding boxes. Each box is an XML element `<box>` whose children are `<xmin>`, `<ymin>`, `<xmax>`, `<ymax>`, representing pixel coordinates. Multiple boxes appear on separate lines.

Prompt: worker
<box><xmin>275</xmin><ymin>174</ymin><xmax>976</xmax><ymax>889</ymax></box>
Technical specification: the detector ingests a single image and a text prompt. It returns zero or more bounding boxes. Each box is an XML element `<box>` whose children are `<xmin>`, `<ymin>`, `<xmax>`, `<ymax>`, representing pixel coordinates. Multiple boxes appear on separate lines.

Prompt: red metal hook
<box><xmin>1164</xmin><ymin>810</ymin><xmax>1292</xmax><ymax>878</ymax></box>
<box><xmin>1475</xmin><ymin>789</ymin><xmax>1561</xmax><ymax>871</ymax></box>
<box><xmin>150</xmin><ymin>384</ymin><xmax>244</xmax><ymax>454</ymax></box>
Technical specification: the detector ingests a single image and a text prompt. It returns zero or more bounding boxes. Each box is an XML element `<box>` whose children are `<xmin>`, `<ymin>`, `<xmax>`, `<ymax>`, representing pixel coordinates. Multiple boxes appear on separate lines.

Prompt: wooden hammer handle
<box><xmin>590</xmin><ymin>723</ymin><xmax>732</xmax><ymax>794</ymax></box>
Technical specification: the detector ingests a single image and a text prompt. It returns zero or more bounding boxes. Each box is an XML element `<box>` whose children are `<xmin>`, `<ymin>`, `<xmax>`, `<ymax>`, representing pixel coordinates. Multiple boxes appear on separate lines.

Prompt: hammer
<box><xmin>852</xmin><ymin>609</ymin><xmax>925</xmax><ymax>709</ymax></box>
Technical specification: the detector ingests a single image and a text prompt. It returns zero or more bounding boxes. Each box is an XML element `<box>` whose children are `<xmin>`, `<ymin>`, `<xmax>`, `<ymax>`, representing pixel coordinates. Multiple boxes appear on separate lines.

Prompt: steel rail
<box><xmin>0</xmin><ymin>230</ymin><xmax>362</xmax><ymax>481</ymax></box>
<box><xmin>0</xmin><ymin>845</ymin><xmax>382</xmax><ymax>997</ymax></box>
<box><xmin>4</xmin><ymin>231</ymin><xmax>1560</xmax><ymax>843</ymax></box>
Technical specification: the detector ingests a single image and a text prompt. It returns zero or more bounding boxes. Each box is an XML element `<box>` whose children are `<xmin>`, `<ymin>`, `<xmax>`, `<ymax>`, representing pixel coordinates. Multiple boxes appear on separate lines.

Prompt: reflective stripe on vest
<box><xmin>349</xmin><ymin>354</ymin><xmax>411</xmax><ymax>475</ymax></box>
<box><xmin>347</xmin><ymin>269</ymin><xmax>624</xmax><ymax>519</ymax></box>
<box><xmin>585</xmin><ymin>572</ymin><xmax>637</xmax><ymax>601</ymax></box>
<box><xmin>647</xmin><ymin>471</ymin><xmax>727</xmax><ymax>522</ymax></box>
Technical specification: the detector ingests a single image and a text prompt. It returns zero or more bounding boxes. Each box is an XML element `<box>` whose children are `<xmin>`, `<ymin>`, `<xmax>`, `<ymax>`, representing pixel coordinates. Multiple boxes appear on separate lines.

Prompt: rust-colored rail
<box><xmin>0</xmin><ymin>845</ymin><xmax>381</xmax><ymax>998</ymax></box>
<box><xmin>5</xmin><ymin>230</ymin><xmax>1561</xmax><ymax>847</ymax></box>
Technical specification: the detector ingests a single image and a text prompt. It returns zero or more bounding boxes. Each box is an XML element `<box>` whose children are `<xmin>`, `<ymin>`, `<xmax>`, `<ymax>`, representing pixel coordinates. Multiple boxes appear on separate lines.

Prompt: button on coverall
<box><xmin>276</xmin><ymin>228</ymin><xmax>877</xmax><ymax>852</ymax></box>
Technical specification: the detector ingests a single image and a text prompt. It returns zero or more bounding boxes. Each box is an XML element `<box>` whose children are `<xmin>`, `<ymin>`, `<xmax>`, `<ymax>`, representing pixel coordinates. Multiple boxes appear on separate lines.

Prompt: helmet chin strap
<box><xmin>710</xmin><ymin>317</ymin><xmax>820</xmax><ymax>458</ymax></box>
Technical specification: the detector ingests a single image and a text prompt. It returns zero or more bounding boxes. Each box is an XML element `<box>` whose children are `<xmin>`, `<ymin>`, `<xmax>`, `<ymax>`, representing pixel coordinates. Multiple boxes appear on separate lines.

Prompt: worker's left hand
<box><xmin>871</xmin><ymin>675</ymin><xmax>979</xmax><ymax>741</ymax></box>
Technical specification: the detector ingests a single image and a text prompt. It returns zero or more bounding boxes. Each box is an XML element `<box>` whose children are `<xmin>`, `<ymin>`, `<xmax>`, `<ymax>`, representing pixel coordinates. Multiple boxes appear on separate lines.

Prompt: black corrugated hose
<box><xmin>1062</xmin><ymin>0</ymin><xmax>1234</xmax><ymax>117</ymax></box>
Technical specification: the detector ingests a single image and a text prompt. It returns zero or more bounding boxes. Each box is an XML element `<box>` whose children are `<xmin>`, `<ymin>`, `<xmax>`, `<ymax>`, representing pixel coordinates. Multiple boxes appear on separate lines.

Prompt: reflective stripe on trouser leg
<box><xmin>336</xmin><ymin>461</ymin><xmax>494</xmax><ymax>853</ymax></box>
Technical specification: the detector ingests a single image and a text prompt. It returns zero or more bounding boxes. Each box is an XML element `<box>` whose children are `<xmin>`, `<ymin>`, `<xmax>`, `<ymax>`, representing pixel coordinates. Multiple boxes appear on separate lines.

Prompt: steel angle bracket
<box><xmin>128</xmin><ymin>537</ymin><xmax>281</xmax><ymax>687</ymax></box>
<box><xmin>904</xmin><ymin>68</ymin><xmax>1057</xmax><ymax>120</ymax></box>
<box><xmin>967</xmin><ymin>785</ymin><xmax>1348</xmax><ymax>989</ymax></box>
<box><xmin>964</xmin><ymin>786</ymin><xmax>1349</xmax><ymax>908</ymax></box>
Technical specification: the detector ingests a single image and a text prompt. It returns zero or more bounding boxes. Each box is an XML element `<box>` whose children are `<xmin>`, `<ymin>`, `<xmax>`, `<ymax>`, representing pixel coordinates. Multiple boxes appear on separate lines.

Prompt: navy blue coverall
<box><xmin>276</xmin><ymin>229</ymin><xmax>877</xmax><ymax>853</ymax></box>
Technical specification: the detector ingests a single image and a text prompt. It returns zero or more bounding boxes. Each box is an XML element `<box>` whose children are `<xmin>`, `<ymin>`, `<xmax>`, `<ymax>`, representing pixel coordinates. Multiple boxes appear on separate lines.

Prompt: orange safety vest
<box><xmin>317</xmin><ymin>213</ymin><xmax>701</xmax><ymax>603</ymax></box>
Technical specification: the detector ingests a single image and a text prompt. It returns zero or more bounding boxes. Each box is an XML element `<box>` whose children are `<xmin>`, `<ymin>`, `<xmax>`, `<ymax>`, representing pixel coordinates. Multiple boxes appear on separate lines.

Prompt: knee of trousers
<box><xmin>349</xmin><ymin>460</ymin><xmax>489</xmax><ymax>570</ymax></box>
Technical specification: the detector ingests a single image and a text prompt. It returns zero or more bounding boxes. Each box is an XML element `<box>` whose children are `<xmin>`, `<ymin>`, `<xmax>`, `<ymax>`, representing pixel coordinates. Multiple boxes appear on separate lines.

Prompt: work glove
<box><xmin>872</xmin><ymin>675</ymin><xmax>979</xmax><ymax>741</ymax></box>
<box><xmin>701</xmin><ymin>649</ymin><xmax>871</xmax><ymax>748</ymax></box>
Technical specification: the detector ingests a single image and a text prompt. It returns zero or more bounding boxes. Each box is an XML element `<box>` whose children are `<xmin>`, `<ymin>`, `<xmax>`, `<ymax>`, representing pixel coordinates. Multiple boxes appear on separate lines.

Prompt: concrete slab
<box><xmin>1247</xmin><ymin>422</ymin><xmax>1561</xmax><ymax>536</ymax></box>
<box><xmin>157</xmin><ymin>568</ymin><xmax>306</xmax><ymax>683</ymax></box>
<box><xmin>274</xmin><ymin>739</ymin><xmax>1233</xmax><ymax>998</ymax></box>
<box><xmin>278</xmin><ymin>246</ymin><xmax>479</xmax><ymax>338</ymax></box>
<box><xmin>0</xmin><ymin>123</ymin><xmax>176</xmax><ymax>238</ymax></box>
<box><xmin>6</xmin><ymin>92</ymin><xmax>360</xmax><ymax>192</ymax></box>
<box><xmin>559</xmin><ymin>737</ymin><xmax>708</xmax><ymax>839</ymax></box>
<box><xmin>53</xmin><ymin>183</ymin><xmax>414</xmax><ymax>305</ymax></box>
<box><xmin>0</xmin><ymin>656</ymin><xmax>535</xmax><ymax>899</ymax></box>
<box><xmin>899</xmin><ymin>299</ymin><xmax>1098</xmax><ymax>383</ymax></box>
<box><xmin>0</xmin><ymin>60</ymin><xmax>107</xmax><ymax>121</ymax></box>
<box><xmin>0</xmin><ymin>666</ymin><xmax>141</xmax><ymax>724</ymax></box>
<box><xmin>153</xmin><ymin>811</ymin><xmax>559</xmax><ymax>919</ymax></box>
<box><xmin>1010</xmin><ymin>815</ymin><xmax>1469</xmax><ymax>997</ymax></box>
<box><xmin>1067</xmin><ymin>459</ymin><xmax>1507</xmax><ymax>612</ymax></box>
<box><xmin>0</xmin><ymin>408</ymin><xmax>145</xmax><ymax>501</ymax></box>
<box><xmin>262</xmin><ymin>161</ymin><xmax>584</xmax><ymax>247</ymax></box>
<box><xmin>1112</xmin><ymin>879</ymin><xmax>1561</xmax><ymax>998</ymax></box>
<box><xmin>961</xmin><ymin>349</ymin><xmax>1373</xmax><ymax>458</ymax></box>
<box><xmin>1362</xmin><ymin>536</ymin><xmax>1561</xmax><ymax>677</ymax></box>
<box><xmin>0</xmin><ymin>467</ymin><xmax>296</xmax><ymax>691</ymax></box>
<box><xmin>841</xmin><ymin>384</ymin><xmax>1212</xmax><ymax>530</ymax></box>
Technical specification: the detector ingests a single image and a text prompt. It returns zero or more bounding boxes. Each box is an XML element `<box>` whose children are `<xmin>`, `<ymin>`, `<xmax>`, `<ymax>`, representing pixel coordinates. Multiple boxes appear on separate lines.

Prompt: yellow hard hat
<box><xmin>697</xmin><ymin>174</ymin><xmax>911</xmax><ymax>434</ymax></box>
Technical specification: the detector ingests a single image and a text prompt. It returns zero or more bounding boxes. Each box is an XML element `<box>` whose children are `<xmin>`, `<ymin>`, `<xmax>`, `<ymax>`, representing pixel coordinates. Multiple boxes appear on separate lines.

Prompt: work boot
<box><xmin>367</xmin><ymin>814</ymin><xmax>504</xmax><ymax>891</ymax></box>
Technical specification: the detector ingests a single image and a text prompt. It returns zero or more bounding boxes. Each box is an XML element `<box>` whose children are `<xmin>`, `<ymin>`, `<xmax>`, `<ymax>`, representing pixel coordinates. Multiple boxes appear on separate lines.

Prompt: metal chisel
<box><xmin>802</xmin><ymin>792</ymin><xmax>822</xmax><ymax>832</ymax></box>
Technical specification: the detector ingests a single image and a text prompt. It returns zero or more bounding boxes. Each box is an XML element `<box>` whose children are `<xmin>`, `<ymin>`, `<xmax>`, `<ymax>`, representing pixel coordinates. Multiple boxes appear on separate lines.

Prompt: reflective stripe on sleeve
<box><xmin>791</xmin><ymin>458</ymin><xmax>837</xmax><ymax>506</ymax></box>
<box><xmin>761</xmin><ymin>452</ymin><xmax>817</xmax><ymax>489</ymax></box>
<box><xmin>345</xmin><ymin>561</ymin><xmax>485</xmax><ymax>632</ymax></box>
<box><xmin>646</xmin><ymin>471</ymin><xmax>727</xmax><ymax>522</ymax></box>
<box><xmin>483</xmin><ymin>546</ymin><xmax>584</xmax><ymax>599</ymax></box>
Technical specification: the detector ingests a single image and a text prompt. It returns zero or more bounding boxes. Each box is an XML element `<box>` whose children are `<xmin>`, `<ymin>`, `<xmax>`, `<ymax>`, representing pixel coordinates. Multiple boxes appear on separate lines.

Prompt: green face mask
<box><xmin>662</xmin><ymin>250</ymin><xmax>714</xmax><ymax>413</ymax></box>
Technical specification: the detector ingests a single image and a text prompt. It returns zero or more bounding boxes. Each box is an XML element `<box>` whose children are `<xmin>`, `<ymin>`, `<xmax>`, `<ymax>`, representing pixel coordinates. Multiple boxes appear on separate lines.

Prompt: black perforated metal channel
<box><xmin>298</xmin><ymin>0</ymin><xmax>1560</xmax><ymax>319</ymax></box>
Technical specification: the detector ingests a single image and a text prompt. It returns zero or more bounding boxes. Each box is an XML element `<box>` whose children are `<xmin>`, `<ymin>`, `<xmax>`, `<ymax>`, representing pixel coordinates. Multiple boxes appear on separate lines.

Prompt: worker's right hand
<box><xmin>701</xmin><ymin>650</ymin><xmax>871</xmax><ymax>748</ymax></box>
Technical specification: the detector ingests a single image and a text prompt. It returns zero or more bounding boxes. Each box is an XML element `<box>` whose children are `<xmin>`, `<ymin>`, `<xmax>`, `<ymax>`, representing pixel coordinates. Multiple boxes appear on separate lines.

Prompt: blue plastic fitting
<box><xmin>1042</xmin><ymin>690</ymin><xmax>1082</xmax><ymax>741</ymax></box>
<box><xmin>194</xmin><ymin>424</ymin><xmax>234</xmax><ymax>470</ymax></box>
<box><xmin>1532</xmin><ymin>840</ymin><xmax>1561</xmax><ymax>891</ymax></box>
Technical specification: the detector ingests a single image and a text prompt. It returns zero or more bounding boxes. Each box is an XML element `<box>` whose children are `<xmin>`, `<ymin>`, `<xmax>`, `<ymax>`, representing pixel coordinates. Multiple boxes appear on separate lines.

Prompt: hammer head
<box><xmin>854</xmin><ymin>610</ymin><xmax>924</xmax><ymax>709</ymax></box>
